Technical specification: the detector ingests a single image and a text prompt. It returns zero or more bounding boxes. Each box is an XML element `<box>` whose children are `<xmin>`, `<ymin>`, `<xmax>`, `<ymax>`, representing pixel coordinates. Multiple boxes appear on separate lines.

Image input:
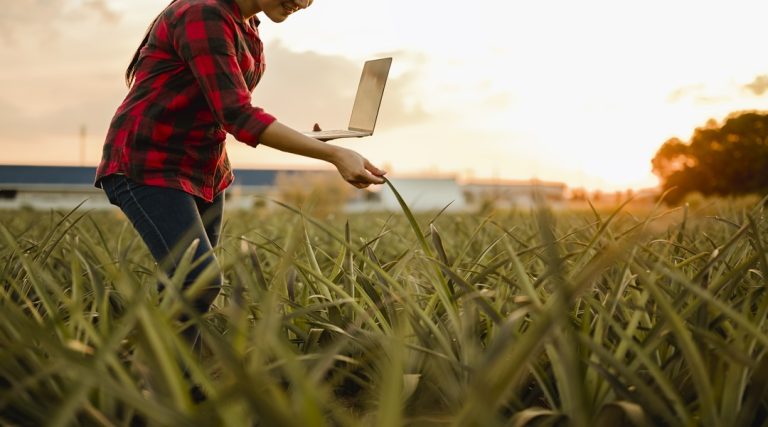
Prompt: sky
<box><xmin>3</xmin><ymin>0</ymin><xmax>768</xmax><ymax>191</ymax></box>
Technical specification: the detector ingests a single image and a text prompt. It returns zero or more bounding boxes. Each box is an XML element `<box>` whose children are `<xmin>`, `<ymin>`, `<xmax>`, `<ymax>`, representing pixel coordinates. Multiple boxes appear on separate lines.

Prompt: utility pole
<box><xmin>79</xmin><ymin>125</ymin><xmax>86</xmax><ymax>166</ymax></box>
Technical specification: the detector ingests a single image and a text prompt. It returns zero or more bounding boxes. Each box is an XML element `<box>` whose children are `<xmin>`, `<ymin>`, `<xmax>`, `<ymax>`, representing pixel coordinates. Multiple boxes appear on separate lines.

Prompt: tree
<box><xmin>651</xmin><ymin>111</ymin><xmax>768</xmax><ymax>204</ymax></box>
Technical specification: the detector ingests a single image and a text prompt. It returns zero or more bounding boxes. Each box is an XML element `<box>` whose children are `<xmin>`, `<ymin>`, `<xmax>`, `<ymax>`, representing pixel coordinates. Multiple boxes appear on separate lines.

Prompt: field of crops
<box><xmin>1</xmin><ymin>184</ymin><xmax>767</xmax><ymax>427</ymax></box>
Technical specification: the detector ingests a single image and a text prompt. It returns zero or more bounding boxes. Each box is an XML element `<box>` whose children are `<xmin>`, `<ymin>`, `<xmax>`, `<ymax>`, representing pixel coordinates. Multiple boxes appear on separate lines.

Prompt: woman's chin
<box><xmin>265</xmin><ymin>10</ymin><xmax>290</xmax><ymax>23</ymax></box>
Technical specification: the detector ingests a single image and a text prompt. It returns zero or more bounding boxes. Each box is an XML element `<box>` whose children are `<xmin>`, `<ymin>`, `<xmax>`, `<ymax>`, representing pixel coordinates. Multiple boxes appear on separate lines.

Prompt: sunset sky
<box><xmin>3</xmin><ymin>0</ymin><xmax>768</xmax><ymax>191</ymax></box>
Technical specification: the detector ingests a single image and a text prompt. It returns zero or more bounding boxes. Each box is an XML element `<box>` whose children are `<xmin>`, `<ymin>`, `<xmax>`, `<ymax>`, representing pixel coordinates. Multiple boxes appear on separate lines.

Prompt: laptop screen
<box><xmin>348</xmin><ymin>58</ymin><xmax>392</xmax><ymax>133</ymax></box>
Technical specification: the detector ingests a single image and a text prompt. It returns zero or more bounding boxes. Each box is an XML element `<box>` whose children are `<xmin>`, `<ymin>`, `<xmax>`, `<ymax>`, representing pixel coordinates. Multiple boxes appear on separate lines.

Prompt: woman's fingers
<box><xmin>346</xmin><ymin>172</ymin><xmax>376</xmax><ymax>186</ymax></box>
<box><xmin>350</xmin><ymin>165</ymin><xmax>384</xmax><ymax>185</ymax></box>
<box><xmin>332</xmin><ymin>147</ymin><xmax>386</xmax><ymax>188</ymax></box>
<box><xmin>364</xmin><ymin>159</ymin><xmax>387</xmax><ymax>177</ymax></box>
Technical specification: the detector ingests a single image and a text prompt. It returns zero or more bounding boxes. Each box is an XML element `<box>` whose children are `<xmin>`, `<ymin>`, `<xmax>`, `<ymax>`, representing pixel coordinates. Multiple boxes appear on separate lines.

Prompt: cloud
<box><xmin>670</xmin><ymin>75</ymin><xmax>768</xmax><ymax>103</ymax></box>
<box><xmin>744</xmin><ymin>75</ymin><xmax>768</xmax><ymax>96</ymax></box>
<box><xmin>667</xmin><ymin>84</ymin><xmax>706</xmax><ymax>102</ymax></box>
<box><xmin>80</xmin><ymin>0</ymin><xmax>120</xmax><ymax>23</ymax></box>
<box><xmin>0</xmin><ymin>89</ymin><xmax>127</xmax><ymax>165</ymax></box>
<box><xmin>667</xmin><ymin>83</ymin><xmax>733</xmax><ymax>104</ymax></box>
<box><xmin>377</xmin><ymin>68</ymin><xmax>432</xmax><ymax>128</ymax></box>
<box><xmin>0</xmin><ymin>0</ymin><xmax>119</xmax><ymax>46</ymax></box>
<box><xmin>0</xmin><ymin>88</ymin><xmax>121</xmax><ymax>142</ymax></box>
<box><xmin>0</xmin><ymin>1</ymin><xmax>60</xmax><ymax>44</ymax></box>
<box><xmin>252</xmin><ymin>42</ymin><xmax>432</xmax><ymax>131</ymax></box>
<box><xmin>0</xmin><ymin>40</ymin><xmax>435</xmax><ymax>165</ymax></box>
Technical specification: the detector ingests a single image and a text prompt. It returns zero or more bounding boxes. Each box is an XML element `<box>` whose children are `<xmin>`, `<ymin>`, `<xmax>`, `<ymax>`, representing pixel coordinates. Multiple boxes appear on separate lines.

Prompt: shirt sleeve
<box><xmin>171</xmin><ymin>4</ymin><xmax>276</xmax><ymax>147</ymax></box>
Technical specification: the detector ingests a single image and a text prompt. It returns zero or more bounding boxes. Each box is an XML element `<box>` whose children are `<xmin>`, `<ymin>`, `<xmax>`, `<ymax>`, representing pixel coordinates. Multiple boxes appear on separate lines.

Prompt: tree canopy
<box><xmin>652</xmin><ymin>111</ymin><xmax>768</xmax><ymax>204</ymax></box>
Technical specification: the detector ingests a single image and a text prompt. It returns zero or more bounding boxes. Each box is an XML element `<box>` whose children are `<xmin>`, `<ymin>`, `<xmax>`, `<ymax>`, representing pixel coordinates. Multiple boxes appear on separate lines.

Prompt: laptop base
<box><xmin>302</xmin><ymin>129</ymin><xmax>371</xmax><ymax>141</ymax></box>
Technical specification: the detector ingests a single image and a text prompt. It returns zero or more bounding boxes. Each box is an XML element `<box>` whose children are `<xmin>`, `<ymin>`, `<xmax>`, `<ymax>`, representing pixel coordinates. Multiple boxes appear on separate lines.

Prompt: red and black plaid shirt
<box><xmin>95</xmin><ymin>0</ymin><xmax>276</xmax><ymax>201</ymax></box>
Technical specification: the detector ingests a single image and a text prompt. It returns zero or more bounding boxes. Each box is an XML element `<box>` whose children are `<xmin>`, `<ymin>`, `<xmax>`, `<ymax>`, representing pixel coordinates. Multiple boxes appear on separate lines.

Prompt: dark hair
<box><xmin>125</xmin><ymin>1</ymin><xmax>179</xmax><ymax>88</ymax></box>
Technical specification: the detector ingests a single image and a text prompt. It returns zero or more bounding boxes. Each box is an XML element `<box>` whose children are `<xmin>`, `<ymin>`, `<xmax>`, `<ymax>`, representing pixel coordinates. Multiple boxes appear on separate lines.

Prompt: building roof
<box><xmin>0</xmin><ymin>165</ymin><xmax>97</xmax><ymax>186</ymax></box>
<box><xmin>0</xmin><ymin>165</ymin><xmax>317</xmax><ymax>188</ymax></box>
<box><xmin>463</xmin><ymin>178</ymin><xmax>566</xmax><ymax>189</ymax></box>
<box><xmin>0</xmin><ymin>165</ymin><xmax>568</xmax><ymax>193</ymax></box>
<box><xmin>231</xmin><ymin>169</ymin><xmax>278</xmax><ymax>187</ymax></box>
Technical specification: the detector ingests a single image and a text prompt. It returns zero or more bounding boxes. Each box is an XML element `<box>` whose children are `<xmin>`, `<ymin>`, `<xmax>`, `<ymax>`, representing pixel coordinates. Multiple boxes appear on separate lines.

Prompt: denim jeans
<box><xmin>100</xmin><ymin>174</ymin><xmax>224</xmax><ymax>320</ymax></box>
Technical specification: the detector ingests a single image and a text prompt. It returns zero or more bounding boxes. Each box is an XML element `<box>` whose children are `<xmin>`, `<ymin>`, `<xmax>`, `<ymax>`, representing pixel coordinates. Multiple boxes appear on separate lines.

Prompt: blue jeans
<box><xmin>100</xmin><ymin>174</ymin><xmax>224</xmax><ymax>319</ymax></box>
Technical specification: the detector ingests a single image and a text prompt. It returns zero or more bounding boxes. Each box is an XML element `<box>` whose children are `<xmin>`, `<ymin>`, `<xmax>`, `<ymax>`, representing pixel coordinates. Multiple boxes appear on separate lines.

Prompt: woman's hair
<box><xmin>125</xmin><ymin>0</ymin><xmax>179</xmax><ymax>88</ymax></box>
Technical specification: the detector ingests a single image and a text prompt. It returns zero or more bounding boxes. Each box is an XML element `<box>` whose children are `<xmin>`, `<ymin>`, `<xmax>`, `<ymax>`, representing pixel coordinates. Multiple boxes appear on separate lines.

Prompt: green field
<box><xmin>1</xmin><ymin>187</ymin><xmax>767</xmax><ymax>427</ymax></box>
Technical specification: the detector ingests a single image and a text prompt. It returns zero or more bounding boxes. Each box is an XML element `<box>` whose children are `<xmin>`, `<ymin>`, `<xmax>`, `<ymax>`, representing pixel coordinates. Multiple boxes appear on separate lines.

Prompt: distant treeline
<box><xmin>653</xmin><ymin>111</ymin><xmax>768</xmax><ymax>204</ymax></box>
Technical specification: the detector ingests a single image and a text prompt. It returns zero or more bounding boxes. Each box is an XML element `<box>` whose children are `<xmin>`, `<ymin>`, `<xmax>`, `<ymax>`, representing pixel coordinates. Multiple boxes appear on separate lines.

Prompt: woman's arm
<box><xmin>259</xmin><ymin>121</ymin><xmax>386</xmax><ymax>188</ymax></box>
<box><xmin>170</xmin><ymin>6</ymin><xmax>385</xmax><ymax>188</ymax></box>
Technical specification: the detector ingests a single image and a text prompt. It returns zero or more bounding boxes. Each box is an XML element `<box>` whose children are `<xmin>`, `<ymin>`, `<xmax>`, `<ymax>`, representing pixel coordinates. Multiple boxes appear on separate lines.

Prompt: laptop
<box><xmin>303</xmin><ymin>57</ymin><xmax>392</xmax><ymax>141</ymax></box>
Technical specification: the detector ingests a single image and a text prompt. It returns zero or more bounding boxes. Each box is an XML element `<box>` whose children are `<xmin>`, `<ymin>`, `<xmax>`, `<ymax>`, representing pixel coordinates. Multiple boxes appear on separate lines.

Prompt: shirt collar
<box><xmin>227</xmin><ymin>0</ymin><xmax>261</xmax><ymax>28</ymax></box>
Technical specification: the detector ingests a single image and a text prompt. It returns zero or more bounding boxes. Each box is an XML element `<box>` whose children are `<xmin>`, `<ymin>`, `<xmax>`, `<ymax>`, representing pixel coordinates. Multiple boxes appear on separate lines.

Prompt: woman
<box><xmin>95</xmin><ymin>0</ymin><xmax>386</xmax><ymax>347</ymax></box>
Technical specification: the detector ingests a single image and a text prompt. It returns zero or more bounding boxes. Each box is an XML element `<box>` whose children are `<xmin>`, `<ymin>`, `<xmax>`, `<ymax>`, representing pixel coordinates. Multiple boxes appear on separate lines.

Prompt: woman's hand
<box><xmin>330</xmin><ymin>146</ymin><xmax>387</xmax><ymax>189</ymax></box>
<box><xmin>312</xmin><ymin>123</ymin><xmax>386</xmax><ymax>188</ymax></box>
<box><xmin>259</xmin><ymin>121</ymin><xmax>386</xmax><ymax>188</ymax></box>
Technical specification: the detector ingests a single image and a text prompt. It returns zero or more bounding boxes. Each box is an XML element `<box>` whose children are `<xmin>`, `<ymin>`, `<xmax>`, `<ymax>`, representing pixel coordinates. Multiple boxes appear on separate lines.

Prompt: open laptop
<box><xmin>303</xmin><ymin>57</ymin><xmax>392</xmax><ymax>141</ymax></box>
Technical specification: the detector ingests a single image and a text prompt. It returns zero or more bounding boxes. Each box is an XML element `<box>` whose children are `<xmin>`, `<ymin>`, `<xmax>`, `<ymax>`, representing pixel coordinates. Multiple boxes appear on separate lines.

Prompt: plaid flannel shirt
<box><xmin>95</xmin><ymin>0</ymin><xmax>276</xmax><ymax>202</ymax></box>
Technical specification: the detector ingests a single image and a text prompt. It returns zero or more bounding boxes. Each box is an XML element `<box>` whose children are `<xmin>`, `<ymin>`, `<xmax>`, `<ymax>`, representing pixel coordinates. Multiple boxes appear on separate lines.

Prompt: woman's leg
<box><xmin>192</xmin><ymin>191</ymin><xmax>225</xmax><ymax>314</ymax></box>
<box><xmin>195</xmin><ymin>191</ymin><xmax>224</xmax><ymax>250</ymax></box>
<box><xmin>101</xmin><ymin>174</ymin><xmax>223</xmax><ymax>324</ymax></box>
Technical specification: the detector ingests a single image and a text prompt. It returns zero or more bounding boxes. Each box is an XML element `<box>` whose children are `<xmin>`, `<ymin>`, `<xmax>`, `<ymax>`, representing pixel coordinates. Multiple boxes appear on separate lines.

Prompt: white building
<box><xmin>0</xmin><ymin>165</ymin><xmax>283</xmax><ymax>211</ymax></box>
<box><xmin>0</xmin><ymin>165</ymin><xmax>566</xmax><ymax>213</ymax></box>
<box><xmin>462</xmin><ymin>178</ymin><xmax>567</xmax><ymax>210</ymax></box>
<box><xmin>348</xmin><ymin>176</ymin><xmax>467</xmax><ymax>213</ymax></box>
<box><xmin>0</xmin><ymin>165</ymin><xmax>110</xmax><ymax>210</ymax></box>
